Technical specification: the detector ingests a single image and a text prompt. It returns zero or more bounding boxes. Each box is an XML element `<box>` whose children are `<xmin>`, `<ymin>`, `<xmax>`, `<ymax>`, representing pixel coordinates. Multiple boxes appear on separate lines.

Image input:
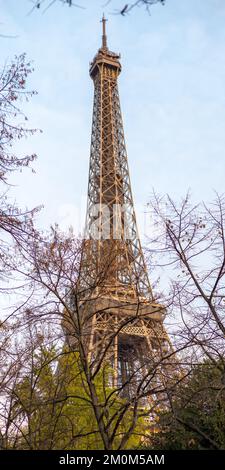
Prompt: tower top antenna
<box><xmin>101</xmin><ymin>14</ymin><xmax>108</xmax><ymax>50</ymax></box>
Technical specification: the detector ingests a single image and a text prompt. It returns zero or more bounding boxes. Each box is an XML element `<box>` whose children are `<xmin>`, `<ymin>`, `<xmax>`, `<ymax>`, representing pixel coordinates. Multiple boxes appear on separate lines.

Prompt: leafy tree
<box><xmin>149</xmin><ymin>361</ymin><xmax>225</xmax><ymax>450</ymax></box>
<box><xmin>9</xmin><ymin>335</ymin><xmax>145</xmax><ymax>450</ymax></box>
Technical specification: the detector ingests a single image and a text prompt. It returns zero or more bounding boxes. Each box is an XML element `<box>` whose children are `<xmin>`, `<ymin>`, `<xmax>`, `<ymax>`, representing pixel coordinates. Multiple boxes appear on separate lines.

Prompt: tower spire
<box><xmin>101</xmin><ymin>14</ymin><xmax>108</xmax><ymax>50</ymax></box>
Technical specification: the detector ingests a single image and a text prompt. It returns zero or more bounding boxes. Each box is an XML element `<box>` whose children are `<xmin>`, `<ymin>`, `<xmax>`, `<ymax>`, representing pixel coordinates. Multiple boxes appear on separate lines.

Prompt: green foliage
<box><xmin>12</xmin><ymin>345</ymin><xmax>144</xmax><ymax>449</ymax></box>
<box><xmin>149</xmin><ymin>361</ymin><xmax>225</xmax><ymax>450</ymax></box>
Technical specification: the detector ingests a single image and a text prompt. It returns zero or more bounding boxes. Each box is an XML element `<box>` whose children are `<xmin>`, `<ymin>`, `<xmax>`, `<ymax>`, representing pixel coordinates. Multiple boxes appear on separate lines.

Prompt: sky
<box><xmin>1</xmin><ymin>0</ymin><xmax>225</xmax><ymax>239</ymax></box>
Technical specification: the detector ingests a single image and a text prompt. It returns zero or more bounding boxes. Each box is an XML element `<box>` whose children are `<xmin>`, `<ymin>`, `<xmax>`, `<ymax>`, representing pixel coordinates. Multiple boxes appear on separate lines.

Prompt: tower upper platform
<box><xmin>89</xmin><ymin>15</ymin><xmax>121</xmax><ymax>79</ymax></box>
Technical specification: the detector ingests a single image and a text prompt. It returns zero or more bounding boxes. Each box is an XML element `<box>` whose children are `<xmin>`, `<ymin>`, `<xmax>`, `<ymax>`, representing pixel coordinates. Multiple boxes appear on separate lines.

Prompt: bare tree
<box><xmin>148</xmin><ymin>192</ymin><xmax>225</xmax><ymax>363</ymax></box>
<box><xmin>0</xmin><ymin>53</ymin><xmax>40</xmax><ymax>449</ymax></box>
<box><xmin>27</xmin><ymin>0</ymin><xmax>165</xmax><ymax>16</ymax></box>
<box><xmin>0</xmin><ymin>53</ymin><xmax>40</xmax><ymax>298</ymax></box>
<box><xmin>0</xmin><ymin>223</ymin><xmax>180</xmax><ymax>450</ymax></box>
<box><xmin>142</xmin><ymin>192</ymin><xmax>225</xmax><ymax>448</ymax></box>
<box><xmin>2</xmin><ymin>193</ymin><xmax>225</xmax><ymax>449</ymax></box>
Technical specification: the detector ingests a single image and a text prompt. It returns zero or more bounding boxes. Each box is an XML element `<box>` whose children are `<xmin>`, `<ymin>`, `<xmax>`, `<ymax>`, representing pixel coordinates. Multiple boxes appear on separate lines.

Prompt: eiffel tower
<box><xmin>66</xmin><ymin>17</ymin><xmax>172</xmax><ymax>397</ymax></box>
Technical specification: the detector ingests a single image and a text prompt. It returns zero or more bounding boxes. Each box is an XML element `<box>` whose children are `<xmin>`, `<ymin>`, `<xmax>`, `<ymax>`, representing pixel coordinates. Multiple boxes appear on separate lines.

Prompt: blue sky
<box><xmin>1</xmin><ymin>0</ymin><xmax>225</xmax><ymax>238</ymax></box>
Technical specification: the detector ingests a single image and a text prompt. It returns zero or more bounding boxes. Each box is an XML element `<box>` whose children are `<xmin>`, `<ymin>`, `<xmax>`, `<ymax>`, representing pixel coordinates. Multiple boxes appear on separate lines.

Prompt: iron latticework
<box><xmin>66</xmin><ymin>17</ymin><xmax>172</xmax><ymax>395</ymax></box>
<box><xmin>81</xmin><ymin>18</ymin><xmax>153</xmax><ymax>300</ymax></box>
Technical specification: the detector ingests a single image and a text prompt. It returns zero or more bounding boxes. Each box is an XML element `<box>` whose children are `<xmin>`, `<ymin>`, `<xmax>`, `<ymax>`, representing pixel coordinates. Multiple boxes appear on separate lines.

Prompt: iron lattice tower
<box><xmin>82</xmin><ymin>17</ymin><xmax>152</xmax><ymax>299</ymax></box>
<box><xmin>69</xmin><ymin>17</ymin><xmax>172</xmax><ymax>394</ymax></box>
